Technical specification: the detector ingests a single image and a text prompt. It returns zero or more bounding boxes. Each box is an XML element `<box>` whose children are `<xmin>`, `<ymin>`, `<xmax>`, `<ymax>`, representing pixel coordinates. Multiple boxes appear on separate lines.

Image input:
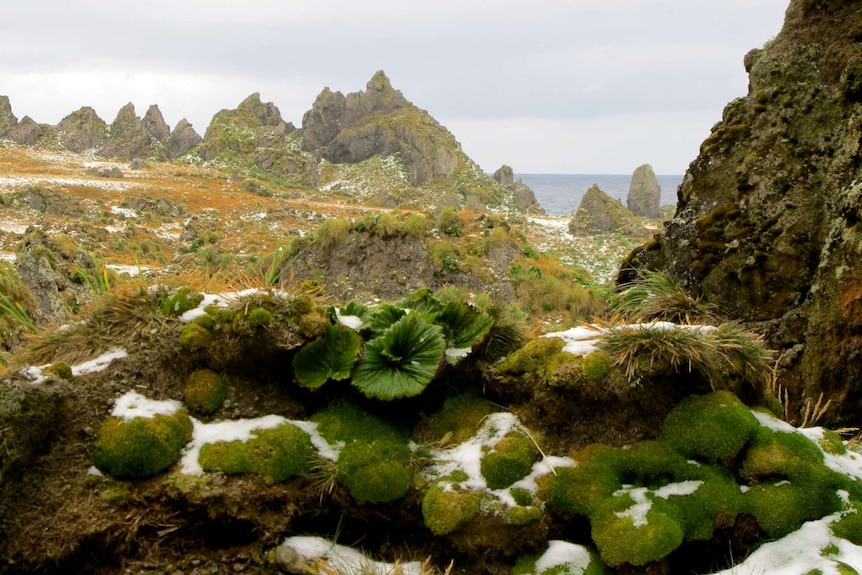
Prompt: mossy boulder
<box><xmin>590</xmin><ymin>496</ymin><xmax>684</xmax><ymax>567</ymax></box>
<box><xmin>311</xmin><ymin>402</ymin><xmax>414</xmax><ymax>504</ymax></box>
<box><xmin>481</xmin><ymin>431</ymin><xmax>539</xmax><ymax>490</ymax></box>
<box><xmin>183</xmin><ymin>369</ymin><xmax>227</xmax><ymax>414</ymax></box>
<box><xmin>496</xmin><ymin>337</ymin><xmax>605</xmax><ymax>395</ymax></box>
<box><xmin>45</xmin><ymin>361</ymin><xmax>73</xmax><ymax>380</ymax></box>
<box><xmin>159</xmin><ymin>287</ymin><xmax>203</xmax><ymax>317</ymax></box>
<box><xmin>512</xmin><ymin>541</ymin><xmax>608</xmax><ymax>575</ymax></box>
<box><xmin>93</xmin><ymin>410</ymin><xmax>193</xmax><ymax>479</ymax></box>
<box><xmin>419</xmin><ymin>393</ymin><xmax>497</xmax><ymax>444</ymax></box>
<box><xmin>421</xmin><ymin>480</ymin><xmax>482</xmax><ymax>535</ymax></box>
<box><xmin>659</xmin><ymin>390</ymin><xmax>760</xmax><ymax>462</ymax></box>
<box><xmin>198</xmin><ymin>422</ymin><xmax>314</xmax><ymax>484</ymax></box>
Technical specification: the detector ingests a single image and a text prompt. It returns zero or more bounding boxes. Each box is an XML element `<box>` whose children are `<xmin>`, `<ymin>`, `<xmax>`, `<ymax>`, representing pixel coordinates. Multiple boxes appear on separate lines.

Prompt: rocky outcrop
<box><xmin>99</xmin><ymin>103</ymin><xmax>176</xmax><ymax>160</ymax></box>
<box><xmin>196</xmin><ymin>93</ymin><xmax>305</xmax><ymax>182</ymax></box>
<box><xmin>620</xmin><ymin>0</ymin><xmax>862</xmax><ymax>423</ymax></box>
<box><xmin>0</xmin><ymin>96</ymin><xmax>17</xmax><ymax>137</ymax></box>
<box><xmin>626</xmin><ymin>164</ymin><xmax>661</xmax><ymax>218</ymax></box>
<box><xmin>55</xmin><ymin>107</ymin><xmax>108</xmax><ymax>153</ymax></box>
<box><xmin>570</xmin><ymin>184</ymin><xmax>650</xmax><ymax>237</ymax></box>
<box><xmin>142</xmin><ymin>105</ymin><xmax>170</xmax><ymax>143</ymax></box>
<box><xmin>493</xmin><ymin>165</ymin><xmax>515</xmax><ymax>187</ymax></box>
<box><xmin>8</xmin><ymin>116</ymin><xmax>44</xmax><ymax>146</ymax></box>
<box><xmin>493</xmin><ymin>164</ymin><xmax>543</xmax><ymax>213</ymax></box>
<box><xmin>301</xmin><ymin>71</ymin><xmax>462</xmax><ymax>186</ymax></box>
<box><xmin>165</xmin><ymin>119</ymin><xmax>201</xmax><ymax>159</ymax></box>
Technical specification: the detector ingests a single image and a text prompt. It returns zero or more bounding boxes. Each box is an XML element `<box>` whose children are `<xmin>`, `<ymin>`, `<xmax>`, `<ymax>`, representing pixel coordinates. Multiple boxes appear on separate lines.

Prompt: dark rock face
<box><xmin>570</xmin><ymin>184</ymin><xmax>650</xmax><ymax>237</ymax></box>
<box><xmin>0</xmin><ymin>96</ymin><xmax>17</xmax><ymax>137</ymax></box>
<box><xmin>621</xmin><ymin>0</ymin><xmax>862</xmax><ymax>423</ymax></box>
<box><xmin>493</xmin><ymin>165</ymin><xmax>543</xmax><ymax>213</ymax></box>
<box><xmin>627</xmin><ymin>164</ymin><xmax>661</xmax><ymax>218</ymax></box>
<box><xmin>493</xmin><ymin>165</ymin><xmax>515</xmax><ymax>187</ymax></box>
<box><xmin>301</xmin><ymin>71</ymin><xmax>461</xmax><ymax>185</ymax></box>
<box><xmin>7</xmin><ymin>116</ymin><xmax>43</xmax><ymax>146</ymax></box>
<box><xmin>55</xmin><ymin>107</ymin><xmax>108</xmax><ymax>153</ymax></box>
<box><xmin>165</xmin><ymin>119</ymin><xmax>202</xmax><ymax>159</ymax></box>
<box><xmin>102</xmin><ymin>102</ymin><xmax>150</xmax><ymax>160</ymax></box>
<box><xmin>142</xmin><ymin>105</ymin><xmax>170</xmax><ymax>143</ymax></box>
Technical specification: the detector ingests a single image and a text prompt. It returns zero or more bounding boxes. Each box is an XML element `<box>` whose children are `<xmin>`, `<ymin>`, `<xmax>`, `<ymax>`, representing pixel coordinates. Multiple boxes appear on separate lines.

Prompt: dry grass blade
<box><xmin>800</xmin><ymin>393</ymin><xmax>833</xmax><ymax>428</ymax></box>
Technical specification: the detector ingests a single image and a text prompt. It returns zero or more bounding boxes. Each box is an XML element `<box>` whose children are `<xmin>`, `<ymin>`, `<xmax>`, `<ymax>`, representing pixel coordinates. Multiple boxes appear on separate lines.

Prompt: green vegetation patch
<box><xmin>421</xmin><ymin>481</ymin><xmax>482</xmax><ymax>535</ymax></box>
<box><xmin>198</xmin><ymin>422</ymin><xmax>314</xmax><ymax>484</ymax></box>
<box><xmin>93</xmin><ymin>411</ymin><xmax>193</xmax><ymax>479</ymax></box>
<box><xmin>512</xmin><ymin>541</ymin><xmax>608</xmax><ymax>575</ymax></box>
<box><xmin>659</xmin><ymin>390</ymin><xmax>760</xmax><ymax>462</ymax></box>
<box><xmin>591</xmin><ymin>496</ymin><xmax>685</xmax><ymax>567</ymax></box>
<box><xmin>481</xmin><ymin>431</ymin><xmax>539</xmax><ymax>490</ymax></box>
<box><xmin>183</xmin><ymin>369</ymin><xmax>227</xmax><ymax>414</ymax></box>
<box><xmin>419</xmin><ymin>393</ymin><xmax>497</xmax><ymax>444</ymax></box>
<box><xmin>292</xmin><ymin>323</ymin><xmax>362</xmax><ymax>389</ymax></box>
<box><xmin>159</xmin><ymin>287</ymin><xmax>203</xmax><ymax>317</ymax></box>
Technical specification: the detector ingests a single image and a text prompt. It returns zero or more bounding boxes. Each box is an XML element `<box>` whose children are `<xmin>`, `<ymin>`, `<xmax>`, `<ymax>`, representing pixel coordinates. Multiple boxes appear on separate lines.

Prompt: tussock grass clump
<box><xmin>610</xmin><ymin>268</ymin><xmax>718</xmax><ymax>324</ymax></box>
<box><xmin>0</xmin><ymin>261</ymin><xmax>38</xmax><ymax>347</ymax></box>
<box><xmin>599</xmin><ymin>321</ymin><xmax>773</xmax><ymax>392</ymax></box>
<box><xmin>315</xmin><ymin>217</ymin><xmax>353</xmax><ymax>253</ymax></box>
<box><xmin>24</xmin><ymin>283</ymin><xmax>174</xmax><ymax>365</ymax></box>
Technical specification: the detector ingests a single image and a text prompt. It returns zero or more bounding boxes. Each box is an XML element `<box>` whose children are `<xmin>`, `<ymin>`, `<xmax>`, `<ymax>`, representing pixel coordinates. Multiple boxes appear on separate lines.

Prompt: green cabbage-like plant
<box><xmin>363</xmin><ymin>304</ymin><xmax>407</xmax><ymax>339</ymax></box>
<box><xmin>293</xmin><ymin>323</ymin><xmax>362</xmax><ymax>389</ymax></box>
<box><xmin>436</xmin><ymin>301</ymin><xmax>494</xmax><ymax>349</ymax></box>
<box><xmin>352</xmin><ymin>313</ymin><xmax>446</xmax><ymax>399</ymax></box>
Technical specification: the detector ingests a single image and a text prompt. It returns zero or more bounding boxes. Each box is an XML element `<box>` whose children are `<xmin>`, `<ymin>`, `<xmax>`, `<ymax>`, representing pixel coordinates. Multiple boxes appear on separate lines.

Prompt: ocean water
<box><xmin>517</xmin><ymin>174</ymin><xmax>684</xmax><ymax>217</ymax></box>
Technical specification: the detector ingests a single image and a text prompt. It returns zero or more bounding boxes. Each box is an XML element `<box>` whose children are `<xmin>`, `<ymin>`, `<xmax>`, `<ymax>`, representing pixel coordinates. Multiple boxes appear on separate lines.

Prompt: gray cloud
<box><xmin>0</xmin><ymin>0</ymin><xmax>789</xmax><ymax>172</ymax></box>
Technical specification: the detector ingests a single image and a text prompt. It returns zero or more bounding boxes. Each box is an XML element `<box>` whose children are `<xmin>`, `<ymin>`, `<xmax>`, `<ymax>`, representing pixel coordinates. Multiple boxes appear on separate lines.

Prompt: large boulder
<box><xmin>570</xmin><ymin>184</ymin><xmax>650</xmax><ymax>238</ymax></box>
<box><xmin>493</xmin><ymin>165</ymin><xmax>515</xmax><ymax>187</ymax></box>
<box><xmin>620</xmin><ymin>0</ymin><xmax>862</xmax><ymax>423</ymax></box>
<box><xmin>492</xmin><ymin>165</ymin><xmax>543</xmax><ymax>213</ymax></box>
<box><xmin>301</xmin><ymin>71</ymin><xmax>461</xmax><ymax>186</ymax></box>
<box><xmin>626</xmin><ymin>164</ymin><xmax>661</xmax><ymax>218</ymax></box>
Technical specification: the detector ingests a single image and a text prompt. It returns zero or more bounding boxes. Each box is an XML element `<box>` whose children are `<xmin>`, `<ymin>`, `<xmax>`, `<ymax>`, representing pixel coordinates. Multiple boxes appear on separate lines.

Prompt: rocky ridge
<box><xmin>622</xmin><ymin>0</ymin><xmax>862</xmax><ymax>424</ymax></box>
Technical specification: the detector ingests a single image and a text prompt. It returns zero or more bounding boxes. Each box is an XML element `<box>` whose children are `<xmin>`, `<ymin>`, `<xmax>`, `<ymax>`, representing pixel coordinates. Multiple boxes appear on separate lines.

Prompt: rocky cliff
<box><xmin>301</xmin><ymin>71</ymin><xmax>462</xmax><ymax>187</ymax></box>
<box><xmin>570</xmin><ymin>184</ymin><xmax>650</xmax><ymax>238</ymax></box>
<box><xmin>621</xmin><ymin>0</ymin><xmax>862</xmax><ymax>423</ymax></box>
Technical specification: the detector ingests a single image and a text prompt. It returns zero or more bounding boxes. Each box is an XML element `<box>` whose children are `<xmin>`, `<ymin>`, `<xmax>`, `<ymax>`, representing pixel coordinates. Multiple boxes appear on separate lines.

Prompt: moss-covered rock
<box><xmin>418</xmin><ymin>393</ymin><xmax>497</xmax><ymax>444</ymax></box>
<box><xmin>178</xmin><ymin>321</ymin><xmax>214</xmax><ymax>351</ymax></box>
<box><xmin>512</xmin><ymin>541</ymin><xmax>608</xmax><ymax>575</ymax></box>
<box><xmin>421</xmin><ymin>481</ymin><xmax>482</xmax><ymax>535</ymax></box>
<box><xmin>198</xmin><ymin>422</ymin><xmax>314</xmax><ymax>484</ymax></box>
<box><xmin>93</xmin><ymin>409</ymin><xmax>193</xmax><ymax>479</ymax></box>
<box><xmin>45</xmin><ymin>361</ymin><xmax>73</xmax><ymax>380</ymax></box>
<box><xmin>183</xmin><ymin>369</ymin><xmax>227</xmax><ymax>414</ymax></box>
<box><xmin>159</xmin><ymin>287</ymin><xmax>203</xmax><ymax>317</ymax></box>
<box><xmin>481</xmin><ymin>431</ymin><xmax>539</xmax><ymax>490</ymax></box>
<box><xmin>590</xmin><ymin>495</ymin><xmax>684</xmax><ymax>567</ymax></box>
<box><xmin>659</xmin><ymin>390</ymin><xmax>760</xmax><ymax>462</ymax></box>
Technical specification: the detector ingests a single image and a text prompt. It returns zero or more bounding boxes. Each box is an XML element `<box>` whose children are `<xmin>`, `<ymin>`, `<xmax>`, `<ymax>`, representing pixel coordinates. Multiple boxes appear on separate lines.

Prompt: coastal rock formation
<box><xmin>55</xmin><ymin>106</ymin><xmax>108</xmax><ymax>153</ymax></box>
<box><xmin>100</xmin><ymin>103</ymin><xmax>152</xmax><ymax>160</ymax></box>
<box><xmin>301</xmin><ymin>71</ymin><xmax>461</xmax><ymax>186</ymax></box>
<box><xmin>621</xmin><ymin>0</ymin><xmax>862</xmax><ymax>423</ymax></box>
<box><xmin>165</xmin><ymin>119</ymin><xmax>202</xmax><ymax>159</ymax></box>
<box><xmin>626</xmin><ymin>163</ymin><xmax>661</xmax><ymax>218</ymax></box>
<box><xmin>570</xmin><ymin>184</ymin><xmax>650</xmax><ymax>237</ymax></box>
<box><xmin>492</xmin><ymin>164</ymin><xmax>543</xmax><ymax>213</ymax></box>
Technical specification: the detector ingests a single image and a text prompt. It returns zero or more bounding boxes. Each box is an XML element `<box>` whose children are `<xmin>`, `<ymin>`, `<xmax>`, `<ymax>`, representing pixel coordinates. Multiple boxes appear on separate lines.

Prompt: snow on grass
<box><xmin>534</xmin><ymin>540</ymin><xmax>593</xmax><ymax>573</ymax></box>
<box><xmin>72</xmin><ymin>348</ymin><xmax>128</xmax><ymax>375</ymax></box>
<box><xmin>111</xmin><ymin>206</ymin><xmax>137</xmax><ymax>219</ymax></box>
<box><xmin>112</xmin><ymin>391</ymin><xmax>182</xmax><ymax>420</ymax></box>
<box><xmin>24</xmin><ymin>348</ymin><xmax>128</xmax><ymax>384</ymax></box>
<box><xmin>0</xmin><ymin>252</ymin><xmax>15</xmax><ymax>262</ymax></box>
<box><xmin>543</xmin><ymin>322</ymin><xmax>719</xmax><ymax>357</ymax></box>
<box><xmin>106</xmin><ymin>264</ymin><xmax>149</xmax><ymax>277</ymax></box>
<box><xmin>180</xmin><ymin>288</ymin><xmax>292</xmax><ymax>322</ymax></box>
<box><xmin>179</xmin><ymin>415</ymin><xmax>339</xmax><ymax>475</ymax></box>
<box><xmin>0</xmin><ymin>175</ymin><xmax>135</xmax><ymax>192</ymax></box>
<box><xmin>277</xmin><ymin>536</ymin><xmax>423</xmax><ymax>575</ymax></box>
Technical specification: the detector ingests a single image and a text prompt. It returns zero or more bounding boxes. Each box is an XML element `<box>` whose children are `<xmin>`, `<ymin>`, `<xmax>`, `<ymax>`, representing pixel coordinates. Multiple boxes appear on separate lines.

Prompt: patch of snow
<box><xmin>710</xmin><ymin>512</ymin><xmax>862</xmax><ymax>575</ymax></box>
<box><xmin>278</xmin><ymin>536</ymin><xmax>423</xmax><ymax>575</ymax></box>
<box><xmin>153</xmin><ymin>223</ymin><xmax>181</xmax><ymax>240</ymax></box>
<box><xmin>535</xmin><ymin>540</ymin><xmax>593</xmax><ymax>573</ymax></box>
<box><xmin>87</xmin><ymin>466</ymin><xmax>104</xmax><ymax>477</ymax></box>
<box><xmin>445</xmin><ymin>346</ymin><xmax>472</xmax><ymax>360</ymax></box>
<box><xmin>0</xmin><ymin>252</ymin><xmax>16</xmax><ymax>262</ymax></box>
<box><xmin>542</xmin><ymin>325</ymin><xmax>603</xmax><ymax>356</ymax></box>
<box><xmin>104</xmin><ymin>224</ymin><xmax>126</xmax><ymax>233</ymax></box>
<box><xmin>753</xmin><ymin>411</ymin><xmax>800</xmax><ymax>433</ymax></box>
<box><xmin>111</xmin><ymin>391</ymin><xmax>182</xmax><ymax>421</ymax></box>
<box><xmin>106</xmin><ymin>264</ymin><xmax>149</xmax><ymax>277</ymax></box>
<box><xmin>111</xmin><ymin>206</ymin><xmax>137</xmax><ymax>219</ymax></box>
<box><xmin>22</xmin><ymin>366</ymin><xmax>47</xmax><ymax>384</ymax></box>
<box><xmin>800</xmin><ymin>427</ymin><xmax>862</xmax><ymax>481</ymax></box>
<box><xmin>180</xmin><ymin>288</ymin><xmax>292</xmax><ymax>322</ymax></box>
<box><xmin>0</xmin><ymin>220</ymin><xmax>30</xmax><ymax>235</ymax></box>
<box><xmin>335</xmin><ymin>308</ymin><xmax>363</xmax><ymax>330</ymax></box>
<box><xmin>0</xmin><ymin>175</ymin><xmax>135</xmax><ymax>192</ymax></box>
<box><xmin>614</xmin><ymin>481</ymin><xmax>703</xmax><ymax>528</ymax></box>
<box><xmin>72</xmin><ymin>348</ymin><xmax>128</xmax><ymax>375</ymax></box>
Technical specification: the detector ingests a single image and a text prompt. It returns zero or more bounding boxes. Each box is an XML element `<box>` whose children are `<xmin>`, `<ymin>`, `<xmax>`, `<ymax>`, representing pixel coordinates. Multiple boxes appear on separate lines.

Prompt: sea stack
<box><xmin>626</xmin><ymin>164</ymin><xmax>661</xmax><ymax>218</ymax></box>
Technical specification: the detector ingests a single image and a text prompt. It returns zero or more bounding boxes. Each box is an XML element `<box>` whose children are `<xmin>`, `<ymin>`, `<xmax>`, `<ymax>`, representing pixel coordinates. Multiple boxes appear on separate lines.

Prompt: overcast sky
<box><xmin>1</xmin><ymin>1</ymin><xmax>788</xmax><ymax>174</ymax></box>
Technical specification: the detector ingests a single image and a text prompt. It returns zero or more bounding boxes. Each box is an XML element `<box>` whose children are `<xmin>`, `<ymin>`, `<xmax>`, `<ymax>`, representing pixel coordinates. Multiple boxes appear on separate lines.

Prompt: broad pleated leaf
<box><xmin>352</xmin><ymin>314</ymin><xmax>446</xmax><ymax>400</ymax></box>
<box><xmin>293</xmin><ymin>323</ymin><xmax>362</xmax><ymax>389</ymax></box>
<box><xmin>364</xmin><ymin>304</ymin><xmax>407</xmax><ymax>339</ymax></box>
<box><xmin>436</xmin><ymin>301</ymin><xmax>495</xmax><ymax>349</ymax></box>
<box><xmin>395</xmin><ymin>288</ymin><xmax>442</xmax><ymax>317</ymax></box>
